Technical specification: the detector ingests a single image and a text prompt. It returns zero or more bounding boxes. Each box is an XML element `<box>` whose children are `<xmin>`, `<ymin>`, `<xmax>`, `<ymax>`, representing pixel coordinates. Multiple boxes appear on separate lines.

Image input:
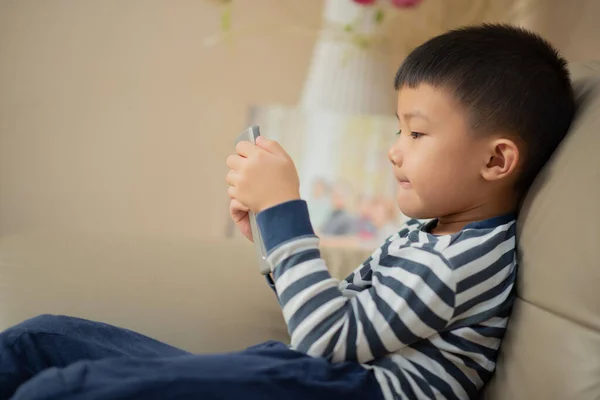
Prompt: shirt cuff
<box><xmin>265</xmin><ymin>274</ymin><xmax>277</xmax><ymax>293</ymax></box>
<box><xmin>256</xmin><ymin>199</ymin><xmax>315</xmax><ymax>253</ymax></box>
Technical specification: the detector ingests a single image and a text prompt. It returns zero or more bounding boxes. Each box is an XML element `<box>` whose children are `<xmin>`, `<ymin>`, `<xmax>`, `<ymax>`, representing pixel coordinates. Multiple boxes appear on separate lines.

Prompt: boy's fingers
<box><xmin>226</xmin><ymin>154</ymin><xmax>243</xmax><ymax>171</ymax></box>
<box><xmin>256</xmin><ymin>136</ymin><xmax>286</xmax><ymax>156</ymax></box>
<box><xmin>226</xmin><ymin>170</ymin><xmax>244</xmax><ymax>187</ymax></box>
<box><xmin>227</xmin><ymin>186</ymin><xmax>237</xmax><ymax>199</ymax></box>
<box><xmin>235</xmin><ymin>141</ymin><xmax>257</xmax><ymax>158</ymax></box>
<box><xmin>230</xmin><ymin>198</ymin><xmax>249</xmax><ymax>213</ymax></box>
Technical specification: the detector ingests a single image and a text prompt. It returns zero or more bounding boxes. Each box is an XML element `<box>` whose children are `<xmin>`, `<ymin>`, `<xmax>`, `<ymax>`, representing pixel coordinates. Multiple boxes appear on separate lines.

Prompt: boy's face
<box><xmin>389</xmin><ymin>84</ymin><xmax>492</xmax><ymax>219</ymax></box>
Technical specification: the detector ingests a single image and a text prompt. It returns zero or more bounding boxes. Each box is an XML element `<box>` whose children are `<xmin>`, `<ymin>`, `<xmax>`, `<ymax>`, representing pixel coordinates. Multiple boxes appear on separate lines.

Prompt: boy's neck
<box><xmin>431</xmin><ymin>198</ymin><xmax>518</xmax><ymax>235</ymax></box>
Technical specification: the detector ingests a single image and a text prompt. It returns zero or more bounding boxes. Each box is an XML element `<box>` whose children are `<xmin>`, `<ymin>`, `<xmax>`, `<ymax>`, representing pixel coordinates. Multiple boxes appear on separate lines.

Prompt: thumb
<box><xmin>256</xmin><ymin>136</ymin><xmax>286</xmax><ymax>156</ymax></box>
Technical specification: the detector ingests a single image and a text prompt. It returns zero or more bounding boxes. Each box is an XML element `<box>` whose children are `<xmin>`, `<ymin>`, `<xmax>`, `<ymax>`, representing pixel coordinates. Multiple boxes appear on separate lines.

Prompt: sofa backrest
<box><xmin>484</xmin><ymin>62</ymin><xmax>600</xmax><ymax>399</ymax></box>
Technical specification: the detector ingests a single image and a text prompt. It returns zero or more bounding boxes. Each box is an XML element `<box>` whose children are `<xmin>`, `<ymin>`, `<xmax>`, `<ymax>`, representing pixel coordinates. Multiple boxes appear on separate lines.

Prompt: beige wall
<box><xmin>1</xmin><ymin>0</ymin><xmax>598</xmax><ymax>238</ymax></box>
<box><xmin>0</xmin><ymin>0</ymin><xmax>322</xmax><ymax>237</ymax></box>
<box><xmin>516</xmin><ymin>0</ymin><xmax>600</xmax><ymax>62</ymax></box>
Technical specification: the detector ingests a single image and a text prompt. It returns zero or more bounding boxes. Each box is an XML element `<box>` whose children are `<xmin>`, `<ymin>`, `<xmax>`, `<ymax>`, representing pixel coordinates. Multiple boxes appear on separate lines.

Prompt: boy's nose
<box><xmin>388</xmin><ymin>146</ymin><xmax>402</xmax><ymax>167</ymax></box>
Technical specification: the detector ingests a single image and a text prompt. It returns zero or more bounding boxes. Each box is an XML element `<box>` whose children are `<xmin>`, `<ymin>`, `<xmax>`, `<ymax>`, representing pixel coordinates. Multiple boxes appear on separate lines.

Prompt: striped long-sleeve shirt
<box><xmin>257</xmin><ymin>200</ymin><xmax>517</xmax><ymax>400</ymax></box>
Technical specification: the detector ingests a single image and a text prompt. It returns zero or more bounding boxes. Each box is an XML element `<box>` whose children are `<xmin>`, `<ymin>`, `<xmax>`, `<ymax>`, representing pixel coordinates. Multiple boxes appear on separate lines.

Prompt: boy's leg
<box><xmin>0</xmin><ymin>314</ymin><xmax>189</xmax><ymax>400</ymax></box>
<box><xmin>12</xmin><ymin>341</ymin><xmax>384</xmax><ymax>400</ymax></box>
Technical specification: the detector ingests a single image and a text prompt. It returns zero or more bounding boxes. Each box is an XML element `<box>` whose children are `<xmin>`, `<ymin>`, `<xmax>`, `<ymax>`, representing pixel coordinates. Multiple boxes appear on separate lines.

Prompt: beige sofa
<box><xmin>1</xmin><ymin>62</ymin><xmax>599</xmax><ymax>399</ymax></box>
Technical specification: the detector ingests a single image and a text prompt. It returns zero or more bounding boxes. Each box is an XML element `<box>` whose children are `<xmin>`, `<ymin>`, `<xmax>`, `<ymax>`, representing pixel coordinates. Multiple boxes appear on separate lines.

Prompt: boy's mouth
<box><xmin>395</xmin><ymin>174</ymin><xmax>412</xmax><ymax>189</ymax></box>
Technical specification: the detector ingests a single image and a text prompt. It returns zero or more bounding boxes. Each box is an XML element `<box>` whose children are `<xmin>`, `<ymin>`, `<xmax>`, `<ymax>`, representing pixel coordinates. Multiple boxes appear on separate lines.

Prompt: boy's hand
<box><xmin>226</xmin><ymin>137</ymin><xmax>301</xmax><ymax>214</ymax></box>
<box><xmin>229</xmin><ymin>198</ymin><xmax>253</xmax><ymax>242</ymax></box>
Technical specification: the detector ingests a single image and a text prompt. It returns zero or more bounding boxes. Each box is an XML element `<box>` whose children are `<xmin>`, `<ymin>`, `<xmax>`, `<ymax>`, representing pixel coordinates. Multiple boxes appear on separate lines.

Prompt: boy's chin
<box><xmin>396</xmin><ymin>201</ymin><xmax>435</xmax><ymax>220</ymax></box>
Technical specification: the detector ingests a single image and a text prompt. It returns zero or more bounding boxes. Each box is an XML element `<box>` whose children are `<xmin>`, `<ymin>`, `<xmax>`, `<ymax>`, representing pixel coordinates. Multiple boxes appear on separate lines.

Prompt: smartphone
<box><xmin>235</xmin><ymin>125</ymin><xmax>270</xmax><ymax>275</ymax></box>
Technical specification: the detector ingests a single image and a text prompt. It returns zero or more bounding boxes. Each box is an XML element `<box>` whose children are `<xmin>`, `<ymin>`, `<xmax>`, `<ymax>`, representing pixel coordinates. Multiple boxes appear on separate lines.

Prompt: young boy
<box><xmin>0</xmin><ymin>24</ymin><xmax>574</xmax><ymax>400</ymax></box>
<box><xmin>228</xmin><ymin>23</ymin><xmax>574</xmax><ymax>399</ymax></box>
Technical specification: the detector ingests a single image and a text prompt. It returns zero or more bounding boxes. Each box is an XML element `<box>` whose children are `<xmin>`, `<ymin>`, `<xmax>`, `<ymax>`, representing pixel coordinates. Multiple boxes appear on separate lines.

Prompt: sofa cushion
<box><xmin>0</xmin><ymin>234</ymin><xmax>290</xmax><ymax>353</ymax></box>
<box><xmin>484</xmin><ymin>63</ymin><xmax>600</xmax><ymax>399</ymax></box>
<box><xmin>0</xmin><ymin>233</ymin><xmax>371</xmax><ymax>353</ymax></box>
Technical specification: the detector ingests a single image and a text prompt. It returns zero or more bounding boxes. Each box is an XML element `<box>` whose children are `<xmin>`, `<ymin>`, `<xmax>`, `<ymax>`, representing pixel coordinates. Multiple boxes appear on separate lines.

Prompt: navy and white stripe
<box><xmin>257</xmin><ymin>200</ymin><xmax>517</xmax><ymax>400</ymax></box>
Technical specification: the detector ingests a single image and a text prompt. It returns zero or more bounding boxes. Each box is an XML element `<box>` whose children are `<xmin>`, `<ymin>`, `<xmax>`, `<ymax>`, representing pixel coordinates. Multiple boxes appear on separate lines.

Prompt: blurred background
<box><xmin>1</xmin><ymin>0</ymin><xmax>599</xmax><ymax>241</ymax></box>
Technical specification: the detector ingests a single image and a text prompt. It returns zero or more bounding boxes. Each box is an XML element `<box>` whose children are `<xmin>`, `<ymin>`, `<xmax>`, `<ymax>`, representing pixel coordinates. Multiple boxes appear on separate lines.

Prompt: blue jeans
<box><xmin>0</xmin><ymin>315</ymin><xmax>383</xmax><ymax>400</ymax></box>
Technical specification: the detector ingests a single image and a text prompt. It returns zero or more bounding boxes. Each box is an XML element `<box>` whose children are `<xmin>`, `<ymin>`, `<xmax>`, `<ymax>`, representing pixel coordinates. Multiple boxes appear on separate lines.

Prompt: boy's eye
<box><xmin>395</xmin><ymin>130</ymin><xmax>423</xmax><ymax>139</ymax></box>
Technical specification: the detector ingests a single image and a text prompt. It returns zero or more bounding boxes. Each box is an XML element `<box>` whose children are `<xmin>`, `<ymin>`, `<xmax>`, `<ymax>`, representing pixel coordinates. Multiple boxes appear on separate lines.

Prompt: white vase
<box><xmin>299</xmin><ymin>0</ymin><xmax>395</xmax><ymax>116</ymax></box>
<box><xmin>296</xmin><ymin>1</ymin><xmax>397</xmax><ymax>209</ymax></box>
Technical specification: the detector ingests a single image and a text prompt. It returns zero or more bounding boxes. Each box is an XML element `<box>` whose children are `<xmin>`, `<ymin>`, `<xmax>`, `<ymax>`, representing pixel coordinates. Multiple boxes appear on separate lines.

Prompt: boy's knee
<box><xmin>1</xmin><ymin>314</ymin><xmax>76</xmax><ymax>343</ymax></box>
<box><xmin>19</xmin><ymin>314</ymin><xmax>73</xmax><ymax>331</ymax></box>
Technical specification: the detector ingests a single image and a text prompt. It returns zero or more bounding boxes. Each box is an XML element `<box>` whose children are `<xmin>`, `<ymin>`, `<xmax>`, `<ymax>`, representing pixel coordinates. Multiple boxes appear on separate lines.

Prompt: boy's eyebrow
<box><xmin>396</xmin><ymin>111</ymin><xmax>429</xmax><ymax>122</ymax></box>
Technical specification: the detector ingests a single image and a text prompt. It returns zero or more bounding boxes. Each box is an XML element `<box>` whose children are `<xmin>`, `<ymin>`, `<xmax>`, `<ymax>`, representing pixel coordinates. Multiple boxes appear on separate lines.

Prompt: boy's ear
<box><xmin>480</xmin><ymin>138</ymin><xmax>520</xmax><ymax>182</ymax></box>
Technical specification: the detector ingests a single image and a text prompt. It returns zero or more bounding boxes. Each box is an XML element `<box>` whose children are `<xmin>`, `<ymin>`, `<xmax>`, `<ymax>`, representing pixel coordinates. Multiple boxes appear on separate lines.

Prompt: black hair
<box><xmin>394</xmin><ymin>24</ymin><xmax>575</xmax><ymax>193</ymax></box>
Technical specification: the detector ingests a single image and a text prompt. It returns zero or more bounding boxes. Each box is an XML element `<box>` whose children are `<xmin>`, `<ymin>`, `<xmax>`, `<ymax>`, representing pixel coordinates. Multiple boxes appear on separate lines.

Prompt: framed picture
<box><xmin>225</xmin><ymin>105</ymin><xmax>406</xmax><ymax>251</ymax></box>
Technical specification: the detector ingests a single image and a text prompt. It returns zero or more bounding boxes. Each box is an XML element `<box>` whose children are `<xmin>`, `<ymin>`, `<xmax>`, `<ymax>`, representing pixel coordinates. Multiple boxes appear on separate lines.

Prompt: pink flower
<box><xmin>390</xmin><ymin>0</ymin><xmax>423</xmax><ymax>7</ymax></box>
<box><xmin>352</xmin><ymin>0</ymin><xmax>377</xmax><ymax>5</ymax></box>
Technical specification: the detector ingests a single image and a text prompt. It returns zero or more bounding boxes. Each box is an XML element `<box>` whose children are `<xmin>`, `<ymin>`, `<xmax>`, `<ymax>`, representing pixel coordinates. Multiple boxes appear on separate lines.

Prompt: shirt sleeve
<box><xmin>257</xmin><ymin>200</ymin><xmax>457</xmax><ymax>363</ymax></box>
